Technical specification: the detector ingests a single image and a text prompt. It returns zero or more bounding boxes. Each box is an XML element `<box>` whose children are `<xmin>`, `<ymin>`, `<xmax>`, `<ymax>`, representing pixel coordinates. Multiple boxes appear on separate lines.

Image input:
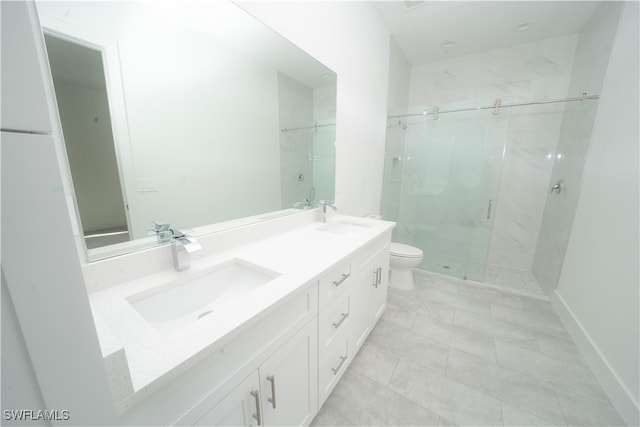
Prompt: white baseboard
<box><xmin>552</xmin><ymin>290</ymin><xmax>639</xmax><ymax>427</ymax></box>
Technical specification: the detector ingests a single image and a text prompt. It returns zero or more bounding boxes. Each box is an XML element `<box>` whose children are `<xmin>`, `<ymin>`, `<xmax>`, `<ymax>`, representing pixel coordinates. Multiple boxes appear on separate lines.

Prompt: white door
<box><xmin>370</xmin><ymin>246</ymin><xmax>390</xmax><ymax>324</ymax></box>
<box><xmin>260</xmin><ymin>320</ymin><xmax>318</xmax><ymax>427</ymax></box>
<box><xmin>350</xmin><ymin>271</ymin><xmax>373</xmax><ymax>352</ymax></box>
<box><xmin>194</xmin><ymin>371</ymin><xmax>261</xmax><ymax>427</ymax></box>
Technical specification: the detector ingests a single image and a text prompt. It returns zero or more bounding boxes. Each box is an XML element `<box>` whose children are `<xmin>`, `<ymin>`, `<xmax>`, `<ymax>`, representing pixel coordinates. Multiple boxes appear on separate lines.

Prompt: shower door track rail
<box><xmin>280</xmin><ymin>122</ymin><xmax>336</xmax><ymax>133</ymax></box>
<box><xmin>387</xmin><ymin>94</ymin><xmax>600</xmax><ymax>119</ymax></box>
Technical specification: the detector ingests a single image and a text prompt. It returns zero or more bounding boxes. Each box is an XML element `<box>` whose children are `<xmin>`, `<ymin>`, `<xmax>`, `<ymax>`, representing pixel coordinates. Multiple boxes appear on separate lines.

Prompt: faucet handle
<box><xmin>171</xmin><ymin>227</ymin><xmax>193</xmax><ymax>238</ymax></box>
<box><xmin>148</xmin><ymin>220</ymin><xmax>172</xmax><ymax>242</ymax></box>
<box><xmin>318</xmin><ymin>200</ymin><xmax>337</xmax><ymax>211</ymax></box>
<box><xmin>152</xmin><ymin>220</ymin><xmax>170</xmax><ymax>231</ymax></box>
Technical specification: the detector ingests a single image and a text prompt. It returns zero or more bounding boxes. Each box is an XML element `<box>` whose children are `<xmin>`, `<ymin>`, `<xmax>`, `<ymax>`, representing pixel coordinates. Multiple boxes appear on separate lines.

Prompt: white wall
<box><xmin>552</xmin><ymin>3</ymin><xmax>640</xmax><ymax>425</ymax></box>
<box><xmin>238</xmin><ymin>1</ymin><xmax>391</xmax><ymax>217</ymax></box>
<box><xmin>381</xmin><ymin>37</ymin><xmax>411</xmax><ymax>226</ymax></box>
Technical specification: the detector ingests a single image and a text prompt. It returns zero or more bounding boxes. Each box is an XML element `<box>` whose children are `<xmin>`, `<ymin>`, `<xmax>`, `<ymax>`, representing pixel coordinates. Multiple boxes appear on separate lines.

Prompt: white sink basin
<box><xmin>317</xmin><ymin>220</ymin><xmax>373</xmax><ymax>238</ymax></box>
<box><xmin>127</xmin><ymin>259</ymin><xmax>280</xmax><ymax>335</ymax></box>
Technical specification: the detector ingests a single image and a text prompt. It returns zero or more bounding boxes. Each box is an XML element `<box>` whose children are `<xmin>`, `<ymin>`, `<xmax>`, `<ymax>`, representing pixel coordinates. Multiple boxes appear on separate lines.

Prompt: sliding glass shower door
<box><xmin>388</xmin><ymin>101</ymin><xmax>510</xmax><ymax>281</ymax></box>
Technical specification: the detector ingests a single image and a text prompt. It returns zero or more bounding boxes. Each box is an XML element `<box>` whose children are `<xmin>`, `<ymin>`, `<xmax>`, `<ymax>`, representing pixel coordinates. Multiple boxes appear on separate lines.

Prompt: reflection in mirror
<box><xmin>44</xmin><ymin>34</ymin><xmax>131</xmax><ymax>248</ymax></box>
<box><xmin>37</xmin><ymin>1</ymin><xmax>337</xmax><ymax>261</ymax></box>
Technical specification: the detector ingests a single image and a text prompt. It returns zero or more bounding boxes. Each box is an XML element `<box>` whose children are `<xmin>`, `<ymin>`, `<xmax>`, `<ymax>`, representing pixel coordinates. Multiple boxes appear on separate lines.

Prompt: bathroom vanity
<box><xmin>85</xmin><ymin>211</ymin><xmax>394</xmax><ymax>426</ymax></box>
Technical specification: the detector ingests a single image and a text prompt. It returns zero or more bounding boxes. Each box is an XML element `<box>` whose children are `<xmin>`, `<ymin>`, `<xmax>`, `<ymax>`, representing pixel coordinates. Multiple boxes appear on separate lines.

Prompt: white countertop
<box><xmin>88</xmin><ymin>214</ymin><xmax>394</xmax><ymax>412</ymax></box>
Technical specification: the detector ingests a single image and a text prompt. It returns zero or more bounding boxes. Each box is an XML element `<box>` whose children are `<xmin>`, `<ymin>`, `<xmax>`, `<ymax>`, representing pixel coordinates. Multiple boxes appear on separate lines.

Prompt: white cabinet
<box><xmin>193</xmin><ymin>372</ymin><xmax>261</xmax><ymax>427</ymax></box>
<box><xmin>318</xmin><ymin>260</ymin><xmax>352</xmax><ymax>309</ymax></box>
<box><xmin>316</xmin><ymin>231</ymin><xmax>392</xmax><ymax>407</ymax></box>
<box><xmin>317</xmin><ymin>289</ymin><xmax>352</xmax><ymax>406</ymax></box>
<box><xmin>260</xmin><ymin>320</ymin><xmax>318</xmax><ymax>427</ymax></box>
<box><xmin>316</xmin><ymin>258</ymin><xmax>356</xmax><ymax>407</ymax></box>
<box><xmin>192</xmin><ymin>319</ymin><xmax>317</xmax><ymax>427</ymax></box>
<box><xmin>350</xmin><ymin>237</ymin><xmax>391</xmax><ymax>354</ymax></box>
<box><xmin>369</xmin><ymin>245</ymin><xmax>390</xmax><ymax>325</ymax></box>
<box><xmin>119</xmin><ymin>228</ymin><xmax>392</xmax><ymax>427</ymax></box>
<box><xmin>318</xmin><ymin>332</ymin><xmax>349</xmax><ymax>405</ymax></box>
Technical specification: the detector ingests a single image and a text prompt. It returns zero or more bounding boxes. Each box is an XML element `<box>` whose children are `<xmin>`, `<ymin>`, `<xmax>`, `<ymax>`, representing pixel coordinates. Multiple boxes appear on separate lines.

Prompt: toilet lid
<box><xmin>390</xmin><ymin>242</ymin><xmax>423</xmax><ymax>258</ymax></box>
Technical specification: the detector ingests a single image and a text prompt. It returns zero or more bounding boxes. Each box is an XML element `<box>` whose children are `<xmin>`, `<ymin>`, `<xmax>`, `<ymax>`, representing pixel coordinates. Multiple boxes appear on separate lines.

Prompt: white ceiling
<box><xmin>371</xmin><ymin>1</ymin><xmax>602</xmax><ymax>65</ymax></box>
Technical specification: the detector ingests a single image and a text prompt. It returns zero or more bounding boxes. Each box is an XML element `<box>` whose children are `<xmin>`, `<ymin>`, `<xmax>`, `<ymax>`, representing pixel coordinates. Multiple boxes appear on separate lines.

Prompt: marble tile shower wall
<box><xmin>399</xmin><ymin>34</ymin><xmax>581</xmax><ymax>277</ymax></box>
<box><xmin>487</xmin><ymin>103</ymin><xmax>566</xmax><ymax>271</ymax></box>
<box><xmin>408</xmin><ymin>34</ymin><xmax>579</xmax><ymax>107</ymax></box>
<box><xmin>533</xmin><ymin>99</ymin><xmax>601</xmax><ymax>293</ymax></box>
<box><xmin>278</xmin><ymin>72</ymin><xmax>314</xmax><ymax>209</ymax></box>
<box><xmin>533</xmin><ymin>1</ymin><xmax>622</xmax><ymax>293</ymax></box>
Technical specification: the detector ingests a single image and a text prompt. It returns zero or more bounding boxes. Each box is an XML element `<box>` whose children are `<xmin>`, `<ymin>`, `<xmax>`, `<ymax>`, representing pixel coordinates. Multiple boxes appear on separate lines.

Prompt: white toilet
<box><xmin>389</xmin><ymin>242</ymin><xmax>423</xmax><ymax>291</ymax></box>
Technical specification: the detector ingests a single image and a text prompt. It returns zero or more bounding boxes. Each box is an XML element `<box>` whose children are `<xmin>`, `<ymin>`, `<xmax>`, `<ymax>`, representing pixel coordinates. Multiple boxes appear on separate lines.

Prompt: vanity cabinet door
<box><xmin>350</xmin><ymin>274</ymin><xmax>373</xmax><ymax>353</ymax></box>
<box><xmin>350</xmin><ymin>240</ymin><xmax>391</xmax><ymax>353</ymax></box>
<box><xmin>369</xmin><ymin>245</ymin><xmax>390</xmax><ymax>324</ymax></box>
<box><xmin>260</xmin><ymin>319</ymin><xmax>318</xmax><ymax>427</ymax></box>
<box><xmin>193</xmin><ymin>371</ymin><xmax>261</xmax><ymax>427</ymax></box>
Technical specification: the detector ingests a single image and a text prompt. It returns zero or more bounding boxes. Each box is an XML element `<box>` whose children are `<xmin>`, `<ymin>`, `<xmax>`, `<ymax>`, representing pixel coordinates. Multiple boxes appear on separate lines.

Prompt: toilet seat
<box><xmin>390</xmin><ymin>242</ymin><xmax>423</xmax><ymax>258</ymax></box>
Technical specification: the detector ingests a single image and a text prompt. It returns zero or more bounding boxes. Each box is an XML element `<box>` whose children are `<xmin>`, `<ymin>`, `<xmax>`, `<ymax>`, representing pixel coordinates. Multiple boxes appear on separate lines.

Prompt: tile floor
<box><xmin>311</xmin><ymin>270</ymin><xmax>625</xmax><ymax>426</ymax></box>
<box><xmin>484</xmin><ymin>265</ymin><xmax>546</xmax><ymax>297</ymax></box>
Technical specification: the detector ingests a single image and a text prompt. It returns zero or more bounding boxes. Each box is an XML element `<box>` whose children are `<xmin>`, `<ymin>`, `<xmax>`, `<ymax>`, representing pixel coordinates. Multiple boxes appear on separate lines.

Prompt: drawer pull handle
<box><xmin>267</xmin><ymin>375</ymin><xmax>277</xmax><ymax>409</ymax></box>
<box><xmin>332</xmin><ymin>312</ymin><xmax>349</xmax><ymax>329</ymax></box>
<box><xmin>251</xmin><ymin>390</ymin><xmax>262</xmax><ymax>425</ymax></box>
<box><xmin>333</xmin><ymin>273</ymin><xmax>350</xmax><ymax>286</ymax></box>
<box><xmin>331</xmin><ymin>355</ymin><xmax>347</xmax><ymax>375</ymax></box>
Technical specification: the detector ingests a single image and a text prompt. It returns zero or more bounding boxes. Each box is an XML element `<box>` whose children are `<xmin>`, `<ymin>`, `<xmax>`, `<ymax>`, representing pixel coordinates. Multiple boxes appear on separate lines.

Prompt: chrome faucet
<box><xmin>149</xmin><ymin>220</ymin><xmax>172</xmax><ymax>243</ymax></box>
<box><xmin>318</xmin><ymin>200</ymin><xmax>337</xmax><ymax>222</ymax></box>
<box><xmin>171</xmin><ymin>228</ymin><xmax>202</xmax><ymax>271</ymax></box>
<box><xmin>294</xmin><ymin>187</ymin><xmax>316</xmax><ymax>210</ymax></box>
<box><xmin>294</xmin><ymin>199</ymin><xmax>313</xmax><ymax>209</ymax></box>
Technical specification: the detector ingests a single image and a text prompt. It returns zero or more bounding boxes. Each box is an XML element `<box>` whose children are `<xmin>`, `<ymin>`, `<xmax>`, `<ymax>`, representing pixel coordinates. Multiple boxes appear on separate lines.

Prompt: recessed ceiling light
<box><xmin>441</xmin><ymin>41</ymin><xmax>455</xmax><ymax>49</ymax></box>
<box><xmin>515</xmin><ymin>22</ymin><xmax>532</xmax><ymax>32</ymax></box>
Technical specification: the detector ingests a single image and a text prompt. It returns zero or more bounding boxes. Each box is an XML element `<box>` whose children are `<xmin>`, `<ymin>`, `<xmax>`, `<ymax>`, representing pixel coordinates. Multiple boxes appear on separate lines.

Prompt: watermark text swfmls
<box><xmin>3</xmin><ymin>409</ymin><xmax>70</xmax><ymax>421</ymax></box>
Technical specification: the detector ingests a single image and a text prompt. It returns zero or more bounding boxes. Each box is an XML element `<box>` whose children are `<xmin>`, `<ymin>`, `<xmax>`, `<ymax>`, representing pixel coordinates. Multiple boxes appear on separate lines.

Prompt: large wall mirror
<box><xmin>36</xmin><ymin>1</ymin><xmax>337</xmax><ymax>261</ymax></box>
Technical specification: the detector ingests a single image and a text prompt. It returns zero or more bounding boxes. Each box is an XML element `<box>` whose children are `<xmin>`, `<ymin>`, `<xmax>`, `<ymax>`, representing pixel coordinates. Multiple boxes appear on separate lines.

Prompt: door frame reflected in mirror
<box><xmin>41</xmin><ymin>14</ymin><xmax>136</xmax><ymax>260</ymax></box>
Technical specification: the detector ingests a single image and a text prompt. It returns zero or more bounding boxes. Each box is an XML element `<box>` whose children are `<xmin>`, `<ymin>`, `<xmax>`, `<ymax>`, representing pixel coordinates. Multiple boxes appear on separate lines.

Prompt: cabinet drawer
<box><xmin>318</xmin><ymin>291</ymin><xmax>352</xmax><ymax>362</ymax></box>
<box><xmin>318</xmin><ymin>261</ymin><xmax>352</xmax><ymax>309</ymax></box>
<box><xmin>318</xmin><ymin>338</ymin><xmax>349</xmax><ymax>407</ymax></box>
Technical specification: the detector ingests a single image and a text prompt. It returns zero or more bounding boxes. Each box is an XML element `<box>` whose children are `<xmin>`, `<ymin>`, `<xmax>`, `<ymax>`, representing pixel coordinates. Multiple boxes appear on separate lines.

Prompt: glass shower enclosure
<box><xmin>382</xmin><ymin>100</ymin><xmax>511</xmax><ymax>282</ymax></box>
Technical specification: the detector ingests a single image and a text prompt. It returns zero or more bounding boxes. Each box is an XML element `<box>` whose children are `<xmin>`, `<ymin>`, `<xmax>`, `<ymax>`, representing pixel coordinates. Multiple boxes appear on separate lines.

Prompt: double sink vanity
<box><xmin>85</xmin><ymin>210</ymin><xmax>394</xmax><ymax>426</ymax></box>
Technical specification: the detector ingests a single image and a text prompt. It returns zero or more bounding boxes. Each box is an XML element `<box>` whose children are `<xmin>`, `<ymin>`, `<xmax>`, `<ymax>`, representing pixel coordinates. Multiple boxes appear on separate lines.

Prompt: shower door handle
<box><xmin>486</xmin><ymin>199</ymin><xmax>493</xmax><ymax>219</ymax></box>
